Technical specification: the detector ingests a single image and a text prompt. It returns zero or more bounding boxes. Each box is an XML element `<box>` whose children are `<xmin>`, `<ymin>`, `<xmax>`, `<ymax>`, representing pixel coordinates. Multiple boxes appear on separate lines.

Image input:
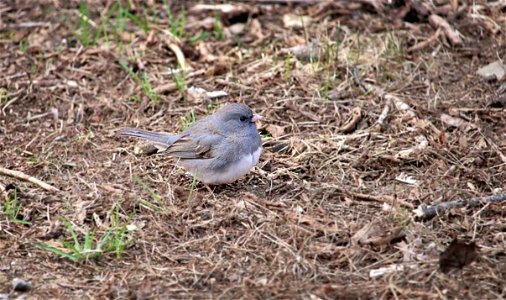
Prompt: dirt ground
<box><xmin>1</xmin><ymin>0</ymin><xmax>506</xmax><ymax>299</ymax></box>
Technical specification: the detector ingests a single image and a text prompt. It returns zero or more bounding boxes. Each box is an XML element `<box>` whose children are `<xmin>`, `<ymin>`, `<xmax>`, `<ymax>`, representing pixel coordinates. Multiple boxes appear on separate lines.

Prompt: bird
<box><xmin>118</xmin><ymin>103</ymin><xmax>263</xmax><ymax>185</ymax></box>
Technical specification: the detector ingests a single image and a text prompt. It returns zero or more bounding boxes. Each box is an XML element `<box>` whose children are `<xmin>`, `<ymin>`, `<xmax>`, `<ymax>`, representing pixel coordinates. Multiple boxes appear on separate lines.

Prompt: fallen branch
<box><xmin>0</xmin><ymin>167</ymin><xmax>59</xmax><ymax>192</ymax></box>
<box><xmin>414</xmin><ymin>193</ymin><xmax>506</xmax><ymax>220</ymax></box>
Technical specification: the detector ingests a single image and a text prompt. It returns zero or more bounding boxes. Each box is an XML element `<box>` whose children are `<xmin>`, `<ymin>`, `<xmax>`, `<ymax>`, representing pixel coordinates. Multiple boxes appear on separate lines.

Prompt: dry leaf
<box><xmin>390</xmin><ymin>95</ymin><xmax>416</xmax><ymax>118</ymax></box>
<box><xmin>286</xmin><ymin>212</ymin><xmax>341</xmax><ymax>234</ymax></box>
<box><xmin>118</xmin><ymin>31</ymin><xmax>135</xmax><ymax>43</ymax></box>
<box><xmin>249</xmin><ymin>19</ymin><xmax>263</xmax><ymax>40</ymax></box>
<box><xmin>228</xmin><ymin>23</ymin><xmax>245</xmax><ymax>35</ymax></box>
<box><xmin>351</xmin><ymin>219</ymin><xmax>404</xmax><ymax>247</ymax></box>
<box><xmin>73</xmin><ymin>199</ymin><xmax>92</xmax><ymax>225</ymax></box>
<box><xmin>307</xmin><ymin>241</ymin><xmax>340</xmax><ymax>258</ymax></box>
<box><xmin>395</xmin><ymin>173</ymin><xmax>418</xmax><ymax>185</ymax></box>
<box><xmin>92</xmin><ymin>212</ymin><xmax>105</xmax><ymax>228</ymax></box>
<box><xmin>339</xmin><ymin>107</ymin><xmax>362</xmax><ymax>133</ymax></box>
<box><xmin>476</xmin><ymin>137</ymin><xmax>488</xmax><ymax>149</ymax></box>
<box><xmin>281</xmin><ymin>41</ymin><xmax>322</xmax><ymax>61</ymax></box>
<box><xmin>441</xmin><ymin>113</ymin><xmax>477</xmax><ymax>131</ymax></box>
<box><xmin>396</xmin><ymin>135</ymin><xmax>428</xmax><ymax>159</ymax></box>
<box><xmin>477</xmin><ymin>60</ymin><xmax>506</xmax><ymax>81</ymax></box>
<box><xmin>396</xmin><ymin>241</ymin><xmax>416</xmax><ymax>262</ymax></box>
<box><xmin>266</xmin><ymin>124</ymin><xmax>285</xmax><ymax>138</ymax></box>
<box><xmin>186</xmin><ymin>16</ymin><xmax>215</xmax><ymax>30</ymax></box>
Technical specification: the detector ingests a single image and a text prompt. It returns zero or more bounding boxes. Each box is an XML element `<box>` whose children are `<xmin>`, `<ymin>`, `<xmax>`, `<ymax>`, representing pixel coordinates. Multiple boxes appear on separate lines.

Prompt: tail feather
<box><xmin>117</xmin><ymin>128</ymin><xmax>180</xmax><ymax>146</ymax></box>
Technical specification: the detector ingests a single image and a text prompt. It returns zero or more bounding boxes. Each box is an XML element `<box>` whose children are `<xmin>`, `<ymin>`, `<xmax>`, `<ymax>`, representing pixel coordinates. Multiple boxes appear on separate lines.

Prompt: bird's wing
<box><xmin>165</xmin><ymin>131</ymin><xmax>224</xmax><ymax>159</ymax></box>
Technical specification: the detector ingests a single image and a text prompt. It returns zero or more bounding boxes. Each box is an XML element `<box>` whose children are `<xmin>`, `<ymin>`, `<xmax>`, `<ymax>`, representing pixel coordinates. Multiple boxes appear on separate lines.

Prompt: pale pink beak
<box><xmin>251</xmin><ymin>114</ymin><xmax>262</xmax><ymax>123</ymax></box>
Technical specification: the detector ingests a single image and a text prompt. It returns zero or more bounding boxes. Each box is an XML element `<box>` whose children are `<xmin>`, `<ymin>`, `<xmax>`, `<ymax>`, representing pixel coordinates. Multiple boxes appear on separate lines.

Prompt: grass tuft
<box><xmin>3</xmin><ymin>190</ymin><xmax>32</xmax><ymax>226</ymax></box>
<box><xmin>118</xmin><ymin>59</ymin><xmax>159</xmax><ymax>103</ymax></box>
<box><xmin>33</xmin><ymin>212</ymin><xmax>131</xmax><ymax>262</ymax></box>
<box><xmin>34</xmin><ymin>217</ymin><xmax>111</xmax><ymax>262</ymax></box>
<box><xmin>134</xmin><ymin>177</ymin><xmax>163</xmax><ymax>212</ymax></box>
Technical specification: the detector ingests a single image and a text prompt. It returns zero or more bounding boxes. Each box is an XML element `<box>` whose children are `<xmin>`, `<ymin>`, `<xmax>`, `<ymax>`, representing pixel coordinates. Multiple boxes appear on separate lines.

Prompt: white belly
<box><xmin>203</xmin><ymin>146</ymin><xmax>262</xmax><ymax>184</ymax></box>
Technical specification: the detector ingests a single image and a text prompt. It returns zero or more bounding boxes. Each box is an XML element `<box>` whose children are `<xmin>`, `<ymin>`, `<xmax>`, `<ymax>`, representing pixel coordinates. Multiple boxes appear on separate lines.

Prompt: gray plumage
<box><xmin>118</xmin><ymin>103</ymin><xmax>263</xmax><ymax>184</ymax></box>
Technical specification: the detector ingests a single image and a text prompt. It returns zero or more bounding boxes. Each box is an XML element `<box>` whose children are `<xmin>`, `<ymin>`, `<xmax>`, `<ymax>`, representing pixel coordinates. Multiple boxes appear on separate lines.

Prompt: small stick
<box><xmin>154</xmin><ymin>76</ymin><xmax>197</xmax><ymax>94</ymax></box>
<box><xmin>366</xmin><ymin>83</ymin><xmax>416</xmax><ymax>118</ymax></box>
<box><xmin>339</xmin><ymin>107</ymin><xmax>362</xmax><ymax>133</ymax></box>
<box><xmin>428</xmin><ymin>14</ymin><xmax>463</xmax><ymax>46</ymax></box>
<box><xmin>376</xmin><ymin>97</ymin><xmax>392</xmax><ymax>126</ymax></box>
<box><xmin>350</xmin><ymin>64</ymin><xmax>368</xmax><ymax>94</ymax></box>
<box><xmin>484</xmin><ymin>137</ymin><xmax>506</xmax><ymax>164</ymax></box>
<box><xmin>407</xmin><ymin>28</ymin><xmax>442</xmax><ymax>52</ymax></box>
<box><xmin>0</xmin><ymin>167</ymin><xmax>58</xmax><ymax>192</ymax></box>
<box><xmin>414</xmin><ymin>193</ymin><xmax>506</xmax><ymax>220</ymax></box>
<box><xmin>10</xmin><ymin>22</ymin><xmax>52</xmax><ymax>28</ymax></box>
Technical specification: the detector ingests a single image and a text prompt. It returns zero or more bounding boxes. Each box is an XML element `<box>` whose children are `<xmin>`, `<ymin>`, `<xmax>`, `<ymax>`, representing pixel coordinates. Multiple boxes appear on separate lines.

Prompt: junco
<box><xmin>118</xmin><ymin>103</ymin><xmax>263</xmax><ymax>185</ymax></box>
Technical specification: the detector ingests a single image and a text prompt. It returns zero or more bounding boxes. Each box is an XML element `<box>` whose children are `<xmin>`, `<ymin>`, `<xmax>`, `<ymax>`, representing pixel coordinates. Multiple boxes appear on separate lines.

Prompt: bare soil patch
<box><xmin>1</xmin><ymin>1</ymin><xmax>505</xmax><ymax>299</ymax></box>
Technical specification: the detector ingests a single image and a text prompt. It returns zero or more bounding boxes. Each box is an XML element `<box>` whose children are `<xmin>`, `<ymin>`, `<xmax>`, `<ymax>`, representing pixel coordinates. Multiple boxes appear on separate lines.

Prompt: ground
<box><xmin>1</xmin><ymin>0</ymin><xmax>506</xmax><ymax>299</ymax></box>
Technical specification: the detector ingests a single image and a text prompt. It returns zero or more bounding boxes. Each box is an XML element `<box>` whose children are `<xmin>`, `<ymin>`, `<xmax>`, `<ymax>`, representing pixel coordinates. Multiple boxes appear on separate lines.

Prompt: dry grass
<box><xmin>1</xmin><ymin>0</ymin><xmax>505</xmax><ymax>299</ymax></box>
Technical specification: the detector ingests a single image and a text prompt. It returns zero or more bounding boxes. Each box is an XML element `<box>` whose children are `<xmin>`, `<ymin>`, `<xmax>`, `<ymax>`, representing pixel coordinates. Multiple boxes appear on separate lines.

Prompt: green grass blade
<box><xmin>61</xmin><ymin>240</ymin><xmax>81</xmax><ymax>255</ymax></box>
<box><xmin>61</xmin><ymin>217</ymin><xmax>81</xmax><ymax>249</ymax></box>
<box><xmin>33</xmin><ymin>243</ymin><xmax>79</xmax><ymax>262</ymax></box>
<box><xmin>79</xmin><ymin>2</ymin><xmax>91</xmax><ymax>46</ymax></box>
<box><xmin>97</xmin><ymin>229</ymin><xmax>112</xmax><ymax>250</ymax></box>
<box><xmin>84</xmin><ymin>228</ymin><xmax>95</xmax><ymax>251</ymax></box>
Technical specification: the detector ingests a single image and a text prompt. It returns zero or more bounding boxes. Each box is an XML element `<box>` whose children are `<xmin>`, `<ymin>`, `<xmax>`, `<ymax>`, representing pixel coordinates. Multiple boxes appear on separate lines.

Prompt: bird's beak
<box><xmin>251</xmin><ymin>114</ymin><xmax>262</xmax><ymax>123</ymax></box>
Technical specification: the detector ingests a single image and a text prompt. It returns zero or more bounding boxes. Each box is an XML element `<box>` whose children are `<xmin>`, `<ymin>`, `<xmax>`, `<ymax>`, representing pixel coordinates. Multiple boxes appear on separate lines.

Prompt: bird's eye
<box><xmin>239</xmin><ymin>115</ymin><xmax>247</xmax><ymax>122</ymax></box>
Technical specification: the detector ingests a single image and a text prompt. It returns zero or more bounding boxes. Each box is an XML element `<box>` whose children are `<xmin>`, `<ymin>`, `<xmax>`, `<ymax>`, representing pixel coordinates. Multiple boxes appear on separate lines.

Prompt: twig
<box><xmin>154</xmin><ymin>70</ymin><xmax>203</xmax><ymax>94</ymax></box>
<box><xmin>0</xmin><ymin>167</ymin><xmax>59</xmax><ymax>192</ymax></box>
<box><xmin>414</xmin><ymin>193</ymin><xmax>506</xmax><ymax>220</ymax></box>
<box><xmin>9</xmin><ymin>22</ymin><xmax>52</xmax><ymax>28</ymax></box>
<box><xmin>15</xmin><ymin>109</ymin><xmax>58</xmax><ymax>124</ymax></box>
<box><xmin>339</xmin><ymin>107</ymin><xmax>362</xmax><ymax>133</ymax></box>
<box><xmin>407</xmin><ymin>28</ymin><xmax>442</xmax><ymax>52</ymax></box>
<box><xmin>350</xmin><ymin>64</ymin><xmax>368</xmax><ymax>94</ymax></box>
<box><xmin>366</xmin><ymin>83</ymin><xmax>417</xmax><ymax>118</ymax></box>
<box><xmin>484</xmin><ymin>136</ymin><xmax>506</xmax><ymax>164</ymax></box>
<box><xmin>376</xmin><ymin>96</ymin><xmax>392</xmax><ymax>126</ymax></box>
<box><xmin>2</xmin><ymin>96</ymin><xmax>20</xmax><ymax>116</ymax></box>
<box><xmin>450</xmin><ymin>107</ymin><xmax>505</xmax><ymax>113</ymax></box>
<box><xmin>428</xmin><ymin>14</ymin><xmax>462</xmax><ymax>46</ymax></box>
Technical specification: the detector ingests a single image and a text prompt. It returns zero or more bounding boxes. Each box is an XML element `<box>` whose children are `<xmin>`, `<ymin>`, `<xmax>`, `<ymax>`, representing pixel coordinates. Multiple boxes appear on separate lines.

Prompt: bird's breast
<box><xmin>201</xmin><ymin>146</ymin><xmax>262</xmax><ymax>184</ymax></box>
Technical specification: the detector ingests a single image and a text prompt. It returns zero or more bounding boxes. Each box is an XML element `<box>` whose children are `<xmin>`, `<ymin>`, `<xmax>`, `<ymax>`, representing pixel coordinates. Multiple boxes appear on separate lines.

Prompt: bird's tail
<box><xmin>117</xmin><ymin>128</ymin><xmax>180</xmax><ymax>146</ymax></box>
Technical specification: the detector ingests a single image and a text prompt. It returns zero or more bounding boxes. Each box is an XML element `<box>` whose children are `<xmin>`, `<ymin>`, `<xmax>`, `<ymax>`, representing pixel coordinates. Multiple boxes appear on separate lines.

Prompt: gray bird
<box><xmin>118</xmin><ymin>103</ymin><xmax>263</xmax><ymax>185</ymax></box>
